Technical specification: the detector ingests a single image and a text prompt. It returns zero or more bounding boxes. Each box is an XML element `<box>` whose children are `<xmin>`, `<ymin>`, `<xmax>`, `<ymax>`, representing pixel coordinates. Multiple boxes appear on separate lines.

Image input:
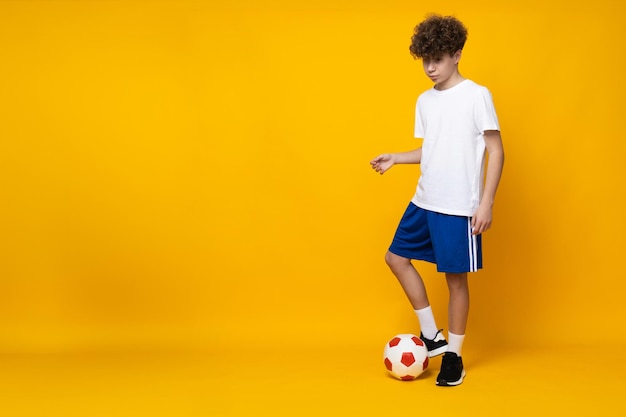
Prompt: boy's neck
<box><xmin>434</xmin><ymin>72</ymin><xmax>465</xmax><ymax>91</ymax></box>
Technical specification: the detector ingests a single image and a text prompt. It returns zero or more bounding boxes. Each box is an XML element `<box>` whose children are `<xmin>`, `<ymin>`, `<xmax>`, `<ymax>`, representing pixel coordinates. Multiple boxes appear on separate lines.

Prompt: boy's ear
<box><xmin>454</xmin><ymin>49</ymin><xmax>462</xmax><ymax>63</ymax></box>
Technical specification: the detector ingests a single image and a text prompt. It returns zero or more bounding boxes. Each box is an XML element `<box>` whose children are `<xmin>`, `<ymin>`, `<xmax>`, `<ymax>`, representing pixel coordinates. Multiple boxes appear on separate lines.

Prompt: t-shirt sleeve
<box><xmin>474</xmin><ymin>87</ymin><xmax>500</xmax><ymax>133</ymax></box>
<box><xmin>414</xmin><ymin>97</ymin><xmax>424</xmax><ymax>138</ymax></box>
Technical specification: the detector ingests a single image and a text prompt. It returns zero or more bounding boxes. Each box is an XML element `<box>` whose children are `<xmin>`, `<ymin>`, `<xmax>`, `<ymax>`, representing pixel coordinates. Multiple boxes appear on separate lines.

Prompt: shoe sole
<box><xmin>436</xmin><ymin>369</ymin><xmax>466</xmax><ymax>387</ymax></box>
<box><xmin>428</xmin><ymin>345</ymin><xmax>448</xmax><ymax>358</ymax></box>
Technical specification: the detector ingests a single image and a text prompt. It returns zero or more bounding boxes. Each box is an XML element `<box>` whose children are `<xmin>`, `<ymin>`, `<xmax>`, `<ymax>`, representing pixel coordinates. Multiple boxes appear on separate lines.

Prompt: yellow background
<box><xmin>0</xmin><ymin>0</ymin><xmax>625</xmax><ymax>416</ymax></box>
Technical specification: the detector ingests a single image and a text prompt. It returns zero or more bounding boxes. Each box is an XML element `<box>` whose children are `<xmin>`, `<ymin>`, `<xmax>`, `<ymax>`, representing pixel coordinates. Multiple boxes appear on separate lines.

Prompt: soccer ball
<box><xmin>383</xmin><ymin>334</ymin><xmax>429</xmax><ymax>380</ymax></box>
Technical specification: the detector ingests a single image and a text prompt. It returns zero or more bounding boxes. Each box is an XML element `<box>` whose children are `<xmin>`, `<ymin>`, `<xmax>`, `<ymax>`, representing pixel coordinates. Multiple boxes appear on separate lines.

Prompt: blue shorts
<box><xmin>388</xmin><ymin>203</ymin><xmax>482</xmax><ymax>273</ymax></box>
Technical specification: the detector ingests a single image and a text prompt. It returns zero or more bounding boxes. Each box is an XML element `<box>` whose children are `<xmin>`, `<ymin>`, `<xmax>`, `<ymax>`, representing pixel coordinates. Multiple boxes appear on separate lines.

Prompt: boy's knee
<box><xmin>445</xmin><ymin>273</ymin><xmax>468</xmax><ymax>290</ymax></box>
<box><xmin>385</xmin><ymin>251</ymin><xmax>409</xmax><ymax>269</ymax></box>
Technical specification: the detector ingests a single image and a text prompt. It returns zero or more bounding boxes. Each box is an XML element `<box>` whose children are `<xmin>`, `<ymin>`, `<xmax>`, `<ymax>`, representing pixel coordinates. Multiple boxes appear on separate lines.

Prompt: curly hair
<box><xmin>409</xmin><ymin>15</ymin><xmax>468</xmax><ymax>60</ymax></box>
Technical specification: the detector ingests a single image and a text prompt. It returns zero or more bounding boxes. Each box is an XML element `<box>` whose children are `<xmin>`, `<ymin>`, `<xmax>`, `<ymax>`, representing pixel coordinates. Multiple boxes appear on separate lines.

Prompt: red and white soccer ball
<box><xmin>383</xmin><ymin>334</ymin><xmax>429</xmax><ymax>380</ymax></box>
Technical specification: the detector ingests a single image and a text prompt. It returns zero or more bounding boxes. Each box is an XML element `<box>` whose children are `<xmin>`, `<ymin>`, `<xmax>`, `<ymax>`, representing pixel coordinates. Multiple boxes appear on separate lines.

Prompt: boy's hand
<box><xmin>370</xmin><ymin>154</ymin><xmax>395</xmax><ymax>175</ymax></box>
<box><xmin>471</xmin><ymin>203</ymin><xmax>493</xmax><ymax>235</ymax></box>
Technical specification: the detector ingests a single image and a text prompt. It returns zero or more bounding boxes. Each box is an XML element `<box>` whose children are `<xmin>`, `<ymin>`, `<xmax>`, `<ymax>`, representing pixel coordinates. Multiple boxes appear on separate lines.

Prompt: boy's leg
<box><xmin>436</xmin><ymin>272</ymin><xmax>468</xmax><ymax>387</ymax></box>
<box><xmin>386</xmin><ymin>203</ymin><xmax>433</xmax><ymax>311</ymax></box>
<box><xmin>446</xmin><ymin>272</ymin><xmax>469</xmax><ymax>338</ymax></box>
<box><xmin>384</xmin><ymin>251</ymin><xmax>429</xmax><ymax>310</ymax></box>
<box><xmin>385</xmin><ymin>251</ymin><xmax>448</xmax><ymax>356</ymax></box>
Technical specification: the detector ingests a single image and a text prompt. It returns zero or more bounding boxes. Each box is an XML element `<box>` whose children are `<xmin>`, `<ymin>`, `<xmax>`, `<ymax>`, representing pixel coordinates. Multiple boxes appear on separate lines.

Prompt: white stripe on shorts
<box><xmin>467</xmin><ymin>219</ymin><xmax>478</xmax><ymax>272</ymax></box>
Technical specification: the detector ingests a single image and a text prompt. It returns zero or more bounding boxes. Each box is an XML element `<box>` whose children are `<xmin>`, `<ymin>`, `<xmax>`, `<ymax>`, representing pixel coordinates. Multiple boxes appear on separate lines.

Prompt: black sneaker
<box><xmin>420</xmin><ymin>330</ymin><xmax>448</xmax><ymax>358</ymax></box>
<box><xmin>436</xmin><ymin>352</ymin><xmax>465</xmax><ymax>386</ymax></box>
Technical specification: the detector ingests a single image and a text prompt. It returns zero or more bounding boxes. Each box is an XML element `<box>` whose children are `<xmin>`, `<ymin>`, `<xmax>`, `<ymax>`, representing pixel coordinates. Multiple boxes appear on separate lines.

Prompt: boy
<box><xmin>370</xmin><ymin>14</ymin><xmax>504</xmax><ymax>386</ymax></box>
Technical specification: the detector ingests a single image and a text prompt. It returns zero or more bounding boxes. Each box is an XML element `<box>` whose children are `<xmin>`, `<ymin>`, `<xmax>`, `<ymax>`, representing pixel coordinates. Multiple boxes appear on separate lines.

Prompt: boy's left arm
<box><xmin>472</xmin><ymin>130</ymin><xmax>504</xmax><ymax>235</ymax></box>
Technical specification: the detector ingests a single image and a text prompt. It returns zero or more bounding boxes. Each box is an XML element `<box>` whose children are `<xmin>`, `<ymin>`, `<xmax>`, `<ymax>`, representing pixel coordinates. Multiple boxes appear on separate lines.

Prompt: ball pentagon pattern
<box><xmin>383</xmin><ymin>334</ymin><xmax>429</xmax><ymax>380</ymax></box>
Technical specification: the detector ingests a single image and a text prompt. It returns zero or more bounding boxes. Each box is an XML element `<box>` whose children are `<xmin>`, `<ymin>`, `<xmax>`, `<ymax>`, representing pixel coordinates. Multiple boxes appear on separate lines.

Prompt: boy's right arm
<box><xmin>370</xmin><ymin>148</ymin><xmax>422</xmax><ymax>175</ymax></box>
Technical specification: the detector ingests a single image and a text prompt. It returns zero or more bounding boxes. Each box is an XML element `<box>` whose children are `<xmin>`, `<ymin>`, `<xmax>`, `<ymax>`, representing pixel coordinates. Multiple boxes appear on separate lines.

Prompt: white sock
<box><xmin>414</xmin><ymin>306</ymin><xmax>438</xmax><ymax>340</ymax></box>
<box><xmin>447</xmin><ymin>332</ymin><xmax>465</xmax><ymax>356</ymax></box>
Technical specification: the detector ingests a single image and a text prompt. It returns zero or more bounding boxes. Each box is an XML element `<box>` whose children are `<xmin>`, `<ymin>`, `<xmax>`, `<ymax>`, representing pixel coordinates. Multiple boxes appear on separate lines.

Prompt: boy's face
<box><xmin>422</xmin><ymin>50</ymin><xmax>461</xmax><ymax>87</ymax></box>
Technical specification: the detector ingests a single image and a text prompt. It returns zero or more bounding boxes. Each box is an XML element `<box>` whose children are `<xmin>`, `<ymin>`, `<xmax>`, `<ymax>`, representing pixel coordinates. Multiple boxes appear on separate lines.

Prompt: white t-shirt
<box><xmin>412</xmin><ymin>79</ymin><xmax>500</xmax><ymax>217</ymax></box>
